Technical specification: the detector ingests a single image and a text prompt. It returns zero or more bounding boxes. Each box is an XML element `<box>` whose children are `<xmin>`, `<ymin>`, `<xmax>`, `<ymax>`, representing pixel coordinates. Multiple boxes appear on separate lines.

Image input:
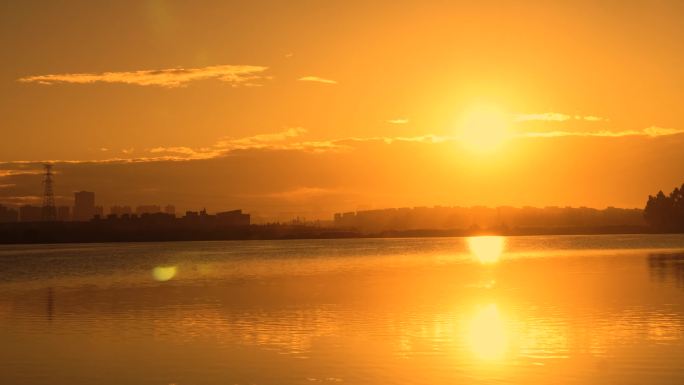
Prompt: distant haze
<box><xmin>2</xmin><ymin>1</ymin><xmax>684</xmax><ymax>219</ymax></box>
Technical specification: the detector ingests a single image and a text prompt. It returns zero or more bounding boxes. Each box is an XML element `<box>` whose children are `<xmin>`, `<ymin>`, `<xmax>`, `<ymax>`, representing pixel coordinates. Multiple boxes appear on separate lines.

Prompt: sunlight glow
<box><xmin>466</xmin><ymin>304</ymin><xmax>509</xmax><ymax>361</ymax></box>
<box><xmin>152</xmin><ymin>266</ymin><xmax>177</xmax><ymax>281</ymax></box>
<box><xmin>458</xmin><ymin>105</ymin><xmax>511</xmax><ymax>153</ymax></box>
<box><xmin>467</xmin><ymin>236</ymin><xmax>505</xmax><ymax>264</ymax></box>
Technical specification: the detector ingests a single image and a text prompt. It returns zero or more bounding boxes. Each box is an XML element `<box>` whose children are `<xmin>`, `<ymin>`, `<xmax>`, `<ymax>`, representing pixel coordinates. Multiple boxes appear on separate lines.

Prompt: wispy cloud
<box><xmin>521</xmin><ymin>126</ymin><xmax>684</xmax><ymax>138</ymax></box>
<box><xmin>148</xmin><ymin>146</ymin><xmax>208</xmax><ymax>157</ymax></box>
<box><xmin>642</xmin><ymin>126</ymin><xmax>684</xmax><ymax>137</ymax></box>
<box><xmin>0</xmin><ymin>169</ymin><xmax>45</xmax><ymax>177</ymax></box>
<box><xmin>340</xmin><ymin>135</ymin><xmax>450</xmax><ymax>145</ymax></box>
<box><xmin>0</xmin><ymin>128</ymin><xmax>344</xmax><ymax>167</ymax></box>
<box><xmin>0</xmin><ymin>195</ymin><xmax>42</xmax><ymax>204</ymax></box>
<box><xmin>148</xmin><ymin>127</ymin><xmax>347</xmax><ymax>160</ymax></box>
<box><xmin>2</xmin><ymin>125</ymin><xmax>681</xmax><ymax>168</ymax></box>
<box><xmin>515</xmin><ymin>113</ymin><xmax>608</xmax><ymax>122</ymax></box>
<box><xmin>263</xmin><ymin>187</ymin><xmax>337</xmax><ymax>200</ymax></box>
<box><xmin>387</xmin><ymin>119</ymin><xmax>409</xmax><ymax>124</ymax></box>
<box><xmin>298</xmin><ymin>76</ymin><xmax>337</xmax><ymax>85</ymax></box>
<box><xmin>516</xmin><ymin>112</ymin><xmax>572</xmax><ymax>122</ymax></box>
<box><xmin>214</xmin><ymin>127</ymin><xmax>308</xmax><ymax>149</ymax></box>
<box><xmin>18</xmin><ymin>64</ymin><xmax>269</xmax><ymax>88</ymax></box>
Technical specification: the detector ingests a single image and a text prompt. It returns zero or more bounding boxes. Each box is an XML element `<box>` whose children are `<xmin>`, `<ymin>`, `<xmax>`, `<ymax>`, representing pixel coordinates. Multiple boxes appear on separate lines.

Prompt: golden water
<box><xmin>1</xmin><ymin>235</ymin><xmax>683</xmax><ymax>384</ymax></box>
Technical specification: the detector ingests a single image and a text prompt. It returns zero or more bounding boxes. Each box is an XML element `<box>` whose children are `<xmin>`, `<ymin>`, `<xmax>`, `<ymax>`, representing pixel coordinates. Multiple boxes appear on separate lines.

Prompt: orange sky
<box><xmin>1</xmin><ymin>1</ymin><xmax>684</xmax><ymax>219</ymax></box>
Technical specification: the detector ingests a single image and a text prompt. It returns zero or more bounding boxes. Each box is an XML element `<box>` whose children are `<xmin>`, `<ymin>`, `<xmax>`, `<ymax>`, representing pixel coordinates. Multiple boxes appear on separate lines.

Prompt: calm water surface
<box><xmin>1</xmin><ymin>235</ymin><xmax>683</xmax><ymax>385</ymax></box>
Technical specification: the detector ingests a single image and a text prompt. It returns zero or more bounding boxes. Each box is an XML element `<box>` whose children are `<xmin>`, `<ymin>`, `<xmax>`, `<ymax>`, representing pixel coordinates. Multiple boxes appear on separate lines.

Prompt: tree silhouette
<box><xmin>644</xmin><ymin>183</ymin><xmax>684</xmax><ymax>230</ymax></box>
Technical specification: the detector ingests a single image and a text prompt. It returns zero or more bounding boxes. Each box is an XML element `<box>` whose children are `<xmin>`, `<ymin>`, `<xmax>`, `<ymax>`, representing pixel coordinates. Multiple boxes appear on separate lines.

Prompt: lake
<box><xmin>1</xmin><ymin>234</ymin><xmax>683</xmax><ymax>385</ymax></box>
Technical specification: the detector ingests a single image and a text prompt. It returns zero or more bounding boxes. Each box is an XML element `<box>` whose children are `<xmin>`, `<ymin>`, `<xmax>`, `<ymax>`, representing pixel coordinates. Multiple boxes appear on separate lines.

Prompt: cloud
<box><xmin>387</xmin><ymin>119</ymin><xmax>409</xmax><ymax>124</ymax></box>
<box><xmin>0</xmin><ymin>195</ymin><xmax>42</xmax><ymax>204</ymax></box>
<box><xmin>516</xmin><ymin>112</ymin><xmax>572</xmax><ymax>122</ymax></box>
<box><xmin>147</xmin><ymin>127</ymin><xmax>349</xmax><ymax>160</ymax></box>
<box><xmin>2</xmin><ymin>125</ymin><xmax>682</xmax><ymax>168</ymax></box>
<box><xmin>0</xmin><ymin>169</ymin><xmax>45</xmax><ymax>177</ymax></box>
<box><xmin>298</xmin><ymin>76</ymin><xmax>337</xmax><ymax>85</ymax></box>
<box><xmin>263</xmin><ymin>187</ymin><xmax>337</xmax><ymax>200</ymax></box>
<box><xmin>515</xmin><ymin>113</ymin><xmax>608</xmax><ymax>122</ymax></box>
<box><xmin>0</xmin><ymin>128</ymin><xmax>345</xmax><ymax>167</ymax></box>
<box><xmin>0</xmin><ymin>131</ymin><xmax>454</xmax><ymax>167</ymax></box>
<box><xmin>214</xmin><ymin>127</ymin><xmax>308</xmax><ymax>149</ymax></box>
<box><xmin>642</xmin><ymin>126</ymin><xmax>684</xmax><ymax>137</ymax></box>
<box><xmin>18</xmin><ymin>64</ymin><xmax>270</xmax><ymax>88</ymax></box>
<box><xmin>520</xmin><ymin>126</ymin><xmax>684</xmax><ymax>138</ymax></box>
<box><xmin>340</xmin><ymin>135</ymin><xmax>450</xmax><ymax>145</ymax></box>
<box><xmin>148</xmin><ymin>146</ymin><xmax>211</xmax><ymax>158</ymax></box>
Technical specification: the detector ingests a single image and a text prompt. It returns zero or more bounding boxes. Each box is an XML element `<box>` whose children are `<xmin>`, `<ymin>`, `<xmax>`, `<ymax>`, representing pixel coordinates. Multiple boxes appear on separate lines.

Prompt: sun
<box><xmin>458</xmin><ymin>105</ymin><xmax>511</xmax><ymax>153</ymax></box>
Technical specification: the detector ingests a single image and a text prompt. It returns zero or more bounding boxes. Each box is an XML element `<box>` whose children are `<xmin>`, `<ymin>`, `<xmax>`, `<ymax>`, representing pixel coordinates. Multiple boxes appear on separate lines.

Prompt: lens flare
<box><xmin>467</xmin><ymin>236</ymin><xmax>505</xmax><ymax>264</ymax></box>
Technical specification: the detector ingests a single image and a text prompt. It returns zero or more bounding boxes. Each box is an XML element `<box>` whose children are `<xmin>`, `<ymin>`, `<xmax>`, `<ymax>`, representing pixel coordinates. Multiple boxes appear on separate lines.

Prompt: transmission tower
<box><xmin>42</xmin><ymin>164</ymin><xmax>57</xmax><ymax>221</ymax></box>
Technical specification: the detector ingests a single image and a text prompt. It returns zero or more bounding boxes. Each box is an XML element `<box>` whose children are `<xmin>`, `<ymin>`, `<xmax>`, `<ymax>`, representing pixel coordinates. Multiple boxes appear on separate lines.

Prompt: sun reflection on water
<box><xmin>152</xmin><ymin>266</ymin><xmax>177</xmax><ymax>282</ymax></box>
<box><xmin>466</xmin><ymin>304</ymin><xmax>509</xmax><ymax>361</ymax></box>
<box><xmin>467</xmin><ymin>236</ymin><xmax>505</xmax><ymax>264</ymax></box>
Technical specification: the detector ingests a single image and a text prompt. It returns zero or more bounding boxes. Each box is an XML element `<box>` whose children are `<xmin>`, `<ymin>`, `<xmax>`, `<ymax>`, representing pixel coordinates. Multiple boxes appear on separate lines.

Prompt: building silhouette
<box><xmin>73</xmin><ymin>191</ymin><xmax>95</xmax><ymax>222</ymax></box>
<box><xmin>110</xmin><ymin>205</ymin><xmax>132</xmax><ymax>216</ymax></box>
<box><xmin>19</xmin><ymin>205</ymin><xmax>43</xmax><ymax>222</ymax></box>
<box><xmin>216</xmin><ymin>209</ymin><xmax>250</xmax><ymax>226</ymax></box>
<box><xmin>164</xmin><ymin>205</ymin><xmax>176</xmax><ymax>216</ymax></box>
<box><xmin>0</xmin><ymin>205</ymin><xmax>19</xmax><ymax>223</ymax></box>
<box><xmin>333</xmin><ymin>205</ymin><xmax>646</xmax><ymax>232</ymax></box>
<box><xmin>57</xmin><ymin>206</ymin><xmax>70</xmax><ymax>221</ymax></box>
<box><xmin>136</xmin><ymin>205</ymin><xmax>161</xmax><ymax>215</ymax></box>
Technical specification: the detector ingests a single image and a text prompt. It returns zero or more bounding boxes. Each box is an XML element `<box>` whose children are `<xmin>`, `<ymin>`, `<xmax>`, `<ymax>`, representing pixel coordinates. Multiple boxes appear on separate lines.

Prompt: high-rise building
<box><xmin>73</xmin><ymin>191</ymin><xmax>95</xmax><ymax>221</ymax></box>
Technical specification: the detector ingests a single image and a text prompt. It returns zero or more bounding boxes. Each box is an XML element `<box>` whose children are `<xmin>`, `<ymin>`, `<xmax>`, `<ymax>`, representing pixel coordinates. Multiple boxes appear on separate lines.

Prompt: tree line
<box><xmin>644</xmin><ymin>183</ymin><xmax>684</xmax><ymax>230</ymax></box>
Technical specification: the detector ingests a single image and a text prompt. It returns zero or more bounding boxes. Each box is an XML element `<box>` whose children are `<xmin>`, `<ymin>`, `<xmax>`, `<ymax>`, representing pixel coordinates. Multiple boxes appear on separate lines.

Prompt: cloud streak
<box><xmin>2</xmin><ymin>126</ymin><xmax>681</xmax><ymax>169</ymax></box>
<box><xmin>148</xmin><ymin>127</ymin><xmax>346</xmax><ymax>160</ymax></box>
<box><xmin>298</xmin><ymin>76</ymin><xmax>337</xmax><ymax>85</ymax></box>
<box><xmin>122</xmin><ymin>125</ymin><xmax>684</xmax><ymax>162</ymax></box>
<box><xmin>18</xmin><ymin>65</ymin><xmax>270</xmax><ymax>88</ymax></box>
<box><xmin>521</xmin><ymin>126</ymin><xmax>684</xmax><ymax>138</ymax></box>
<box><xmin>387</xmin><ymin>119</ymin><xmax>409</xmax><ymax>124</ymax></box>
<box><xmin>515</xmin><ymin>113</ymin><xmax>608</xmax><ymax>122</ymax></box>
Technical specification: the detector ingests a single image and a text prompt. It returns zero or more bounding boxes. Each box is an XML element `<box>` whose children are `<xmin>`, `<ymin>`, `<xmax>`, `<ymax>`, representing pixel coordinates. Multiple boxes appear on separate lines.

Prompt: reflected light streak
<box><xmin>467</xmin><ymin>236</ymin><xmax>505</xmax><ymax>264</ymax></box>
<box><xmin>466</xmin><ymin>304</ymin><xmax>509</xmax><ymax>361</ymax></box>
<box><xmin>152</xmin><ymin>266</ymin><xmax>177</xmax><ymax>281</ymax></box>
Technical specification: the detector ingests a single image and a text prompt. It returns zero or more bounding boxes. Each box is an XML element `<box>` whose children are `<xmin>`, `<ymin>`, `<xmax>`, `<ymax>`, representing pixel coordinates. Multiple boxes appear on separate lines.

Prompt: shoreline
<box><xmin>0</xmin><ymin>222</ymin><xmax>681</xmax><ymax>245</ymax></box>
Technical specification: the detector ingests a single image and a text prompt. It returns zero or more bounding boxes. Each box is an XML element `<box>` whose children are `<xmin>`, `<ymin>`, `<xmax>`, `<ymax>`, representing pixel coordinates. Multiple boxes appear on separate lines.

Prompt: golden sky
<box><xmin>1</xmin><ymin>1</ymin><xmax>684</xmax><ymax>219</ymax></box>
